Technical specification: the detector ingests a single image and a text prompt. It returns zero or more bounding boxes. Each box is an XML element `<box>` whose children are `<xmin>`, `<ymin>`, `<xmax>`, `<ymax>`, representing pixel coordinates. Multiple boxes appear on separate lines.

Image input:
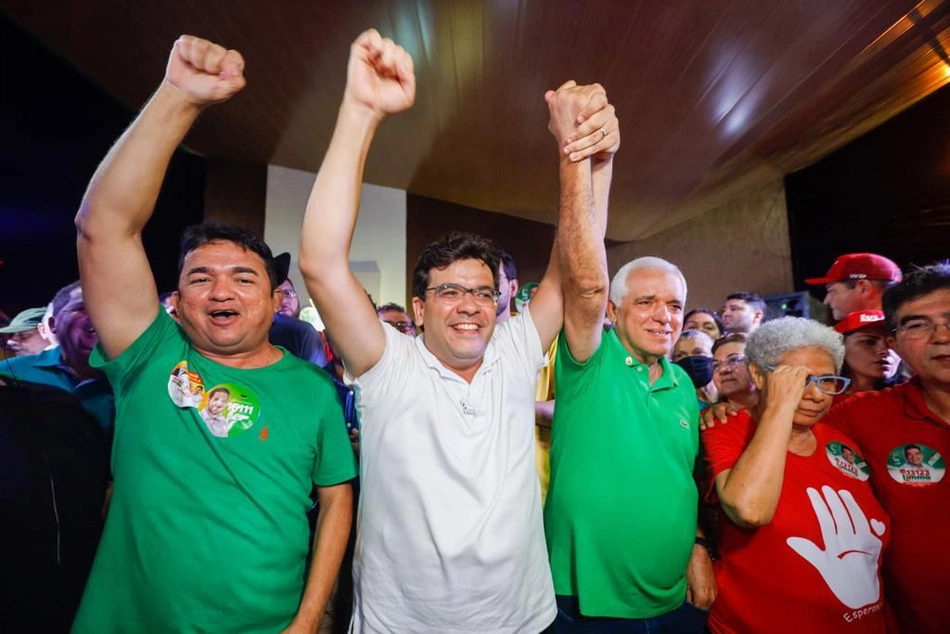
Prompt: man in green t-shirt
<box><xmin>544</xmin><ymin>199</ymin><xmax>717</xmax><ymax>629</ymax></box>
<box><xmin>70</xmin><ymin>35</ymin><xmax>356</xmax><ymax>633</ymax></box>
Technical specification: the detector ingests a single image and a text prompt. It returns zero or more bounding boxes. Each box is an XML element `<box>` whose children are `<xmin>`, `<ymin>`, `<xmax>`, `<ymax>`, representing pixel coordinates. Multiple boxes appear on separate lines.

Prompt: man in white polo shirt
<box><xmin>299</xmin><ymin>29</ymin><xmax>620</xmax><ymax>633</ymax></box>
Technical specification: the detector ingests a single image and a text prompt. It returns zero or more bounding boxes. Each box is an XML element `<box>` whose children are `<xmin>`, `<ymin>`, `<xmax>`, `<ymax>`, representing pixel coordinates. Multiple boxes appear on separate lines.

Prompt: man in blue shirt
<box><xmin>0</xmin><ymin>281</ymin><xmax>114</xmax><ymax>431</ymax></box>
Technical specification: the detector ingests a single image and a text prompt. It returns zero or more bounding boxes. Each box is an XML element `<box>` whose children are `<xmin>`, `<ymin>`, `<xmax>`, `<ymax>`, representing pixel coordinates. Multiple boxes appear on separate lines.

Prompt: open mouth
<box><xmin>209</xmin><ymin>310</ymin><xmax>239</xmax><ymax>324</ymax></box>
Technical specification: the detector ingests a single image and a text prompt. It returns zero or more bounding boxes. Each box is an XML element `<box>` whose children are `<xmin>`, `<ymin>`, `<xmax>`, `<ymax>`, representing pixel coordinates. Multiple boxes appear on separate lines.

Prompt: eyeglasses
<box><xmin>895</xmin><ymin>318</ymin><xmax>950</xmax><ymax>340</ymax></box>
<box><xmin>712</xmin><ymin>354</ymin><xmax>745</xmax><ymax>373</ymax></box>
<box><xmin>383</xmin><ymin>320</ymin><xmax>413</xmax><ymax>333</ymax></box>
<box><xmin>282</xmin><ymin>289</ymin><xmax>298</xmax><ymax>298</ymax></box>
<box><xmin>425</xmin><ymin>283</ymin><xmax>500</xmax><ymax>306</ymax></box>
<box><xmin>762</xmin><ymin>364</ymin><xmax>851</xmax><ymax>395</ymax></box>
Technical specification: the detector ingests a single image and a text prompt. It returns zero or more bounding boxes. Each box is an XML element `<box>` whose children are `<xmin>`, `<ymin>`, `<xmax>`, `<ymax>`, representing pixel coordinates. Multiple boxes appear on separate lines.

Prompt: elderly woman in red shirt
<box><xmin>702</xmin><ymin>317</ymin><xmax>891</xmax><ymax>633</ymax></box>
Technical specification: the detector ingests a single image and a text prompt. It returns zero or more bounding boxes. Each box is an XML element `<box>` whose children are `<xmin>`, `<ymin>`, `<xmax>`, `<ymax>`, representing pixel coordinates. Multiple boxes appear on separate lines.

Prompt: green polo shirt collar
<box><xmin>606</xmin><ymin>329</ymin><xmax>679</xmax><ymax>392</ymax></box>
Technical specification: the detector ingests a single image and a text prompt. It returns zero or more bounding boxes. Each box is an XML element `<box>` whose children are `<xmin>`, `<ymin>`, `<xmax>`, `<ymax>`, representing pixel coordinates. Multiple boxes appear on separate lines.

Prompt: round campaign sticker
<box><xmin>825</xmin><ymin>441</ymin><xmax>870</xmax><ymax>481</ymax></box>
<box><xmin>168</xmin><ymin>361</ymin><xmax>205</xmax><ymax>408</ymax></box>
<box><xmin>886</xmin><ymin>444</ymin><xmax>945</xmax><ymax>487</ymax></box>
<box><xmin>198</xmin><ymin>383</ymin><xmax>261</xmax><ymax>438</ymax></box>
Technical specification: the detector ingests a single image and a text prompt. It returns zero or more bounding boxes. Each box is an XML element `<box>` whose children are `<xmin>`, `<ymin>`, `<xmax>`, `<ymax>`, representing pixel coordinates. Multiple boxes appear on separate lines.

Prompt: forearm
<box><xmin>292</xmin><ymin>486</ymin><xmax>353</xmax><ymax>630</ymax></box>
<box><xmin>591</xmin><ymin>158</ymin><xmax>613</xmax><ymax>238</ymax></box>
<box><xmin>718</xmin><ymin>405</ymin><xmax>795</xmax><ymax>526</ymax></box>
<box><xmin>299</xmin><ymin>105</ymin><xmax>380</xmax><ymax>280</ymax></box>
<box><xmin>557</xmin><ymin>158</ymin><xmax>604</xmax><ymax>292</ymax></box>
<box><xmin>76</xmin><ymin>83</ymin><xmax>201</xmax><ymax>240</ymax></box>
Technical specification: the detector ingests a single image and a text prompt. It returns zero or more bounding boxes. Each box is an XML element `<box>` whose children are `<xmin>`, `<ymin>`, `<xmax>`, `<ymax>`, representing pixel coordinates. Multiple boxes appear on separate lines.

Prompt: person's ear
<box><xmin>749</xmin><ymin>362</ymin><xmax>767</xmax><ymax>391</ymax></box>
<box><xmin>411</xmin><ymin>297</ymin><xmax>425</xmax><ymax>327</ymax></box>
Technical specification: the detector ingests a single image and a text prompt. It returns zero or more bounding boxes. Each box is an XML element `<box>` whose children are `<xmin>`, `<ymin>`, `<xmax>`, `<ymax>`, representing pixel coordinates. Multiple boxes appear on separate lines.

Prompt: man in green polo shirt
<box><xmin>545</xmin><ymin>250</ymin><xmax>716</xmax><ymax>630</ymax></box>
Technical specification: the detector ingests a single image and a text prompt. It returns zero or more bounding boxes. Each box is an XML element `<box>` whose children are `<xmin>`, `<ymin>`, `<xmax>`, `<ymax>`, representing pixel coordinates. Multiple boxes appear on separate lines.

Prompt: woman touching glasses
<box><xmin>701</xmin><ymin>317</ymin><xmax>891</xmax><ymax>633</ymax></box>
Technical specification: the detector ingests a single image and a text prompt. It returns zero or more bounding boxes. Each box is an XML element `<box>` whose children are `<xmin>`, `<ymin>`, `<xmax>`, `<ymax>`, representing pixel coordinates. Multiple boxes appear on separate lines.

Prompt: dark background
<box><xmin>0</xmin><ymin>14</ymin><xmax>205</xmax><ymax>316</ymax></box>
<box><xmin>785</xmin><ymin>83</ymin><xmax>950</xmax><ymax>287</ymax></box>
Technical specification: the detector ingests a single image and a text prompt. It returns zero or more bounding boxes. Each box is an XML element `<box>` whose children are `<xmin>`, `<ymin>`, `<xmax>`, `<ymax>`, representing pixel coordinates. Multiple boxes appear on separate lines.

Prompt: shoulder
<box><xmin>0</xmin><ymin>348</ymin><xmax>60</xmax><ymax>377</ymax></box>
<box><xmin>702</xmin><ymin>409</ymin><xmax>755</xmax><ymax>445</ymax></box>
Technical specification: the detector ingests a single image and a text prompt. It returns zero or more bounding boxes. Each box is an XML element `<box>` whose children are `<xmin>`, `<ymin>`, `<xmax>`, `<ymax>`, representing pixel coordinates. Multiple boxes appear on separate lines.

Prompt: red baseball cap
<box><xmin>834</xmin><ymin>310</ymin><xmax>887</xmax><ymax>335</ymax></box>
<box><xmin>806</xmin><ymin>253</ymin><xmax>902</xmax><ymax>286</ymax></box>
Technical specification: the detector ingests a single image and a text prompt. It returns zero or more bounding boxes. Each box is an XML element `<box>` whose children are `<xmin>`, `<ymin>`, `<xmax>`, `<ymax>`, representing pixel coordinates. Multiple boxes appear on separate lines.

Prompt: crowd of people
<box><xmin>1</xmin><ymin>28</ymin><xmax>948</xmax><ymax>634</ymax></box>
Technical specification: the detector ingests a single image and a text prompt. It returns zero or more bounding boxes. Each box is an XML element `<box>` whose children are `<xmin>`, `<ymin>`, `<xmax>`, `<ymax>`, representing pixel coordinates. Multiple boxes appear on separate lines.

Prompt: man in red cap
<box><xmin>806</xmin><ymin>253</ymin><xmax>902</xmax><ymax>320</ymax></box>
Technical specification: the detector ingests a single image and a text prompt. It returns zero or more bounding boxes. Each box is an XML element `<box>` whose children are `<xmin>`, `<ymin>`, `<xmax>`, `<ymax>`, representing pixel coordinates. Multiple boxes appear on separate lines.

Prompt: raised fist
<box><xmin>164</xmin><ymin>35</ymin><xmax>246</xmax><ymax>106</ymax></box>
<box><xmin>343</xmin><ymin>29</ymin><xmax>415</xmax><ymax>119</ymax></box>
<box><xmin>545</xmin><ymin>81</ymin><xmax>619</xmax><ymax>162</ymax></box>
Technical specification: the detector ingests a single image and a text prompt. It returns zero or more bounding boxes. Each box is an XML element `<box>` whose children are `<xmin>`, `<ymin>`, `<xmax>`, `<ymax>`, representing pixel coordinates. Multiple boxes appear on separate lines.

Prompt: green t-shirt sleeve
<box><xmin>90</xmin><ymin>310</ymin><xmax>179</xmax><ymax>396</ymax></box>
<box><xmin>553</xmin><ymin>327</ymin><xmax>605</xmax><ymax>400</ymax></box>
<box><xmin>311</xmin><ymin>379</ymin><xmax>358</xmax><ymax>487</ymax></box>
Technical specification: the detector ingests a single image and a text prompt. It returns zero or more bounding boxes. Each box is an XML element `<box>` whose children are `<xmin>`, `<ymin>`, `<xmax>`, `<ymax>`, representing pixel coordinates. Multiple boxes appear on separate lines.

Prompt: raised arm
<box><xmin>537</xmin><ymin>83</ymin><xmax>618</xmax><ymax>362</ymax></box>
<box><xmin>299</xmin><ymin>30</ymin><xmax>415</xmax><ymax>377</ymax></box>
<box><xmin>76</xmin><ymin>36</ymin><xmax>246</xmax><ymax>360</ymax></box>
<box><xmin>714</xmin><ymin>365</ymin><xmax>809</xmax><ymax>527</ymax></box>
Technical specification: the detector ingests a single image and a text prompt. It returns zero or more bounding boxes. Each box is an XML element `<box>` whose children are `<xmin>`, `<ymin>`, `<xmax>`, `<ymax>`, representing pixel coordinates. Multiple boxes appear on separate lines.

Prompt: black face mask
<box><xmin>675</xmin><ymin>355</ymin><xmax>714</xmax><ymax>388</ymax></box>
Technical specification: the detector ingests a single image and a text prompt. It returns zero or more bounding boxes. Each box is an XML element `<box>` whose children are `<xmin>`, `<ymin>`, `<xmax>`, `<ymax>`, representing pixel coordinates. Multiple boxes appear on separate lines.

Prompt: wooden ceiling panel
<box><xmin>4</xmin><ymin>0</ymin><xmax>949</xmax><ymax>240</ymax></box>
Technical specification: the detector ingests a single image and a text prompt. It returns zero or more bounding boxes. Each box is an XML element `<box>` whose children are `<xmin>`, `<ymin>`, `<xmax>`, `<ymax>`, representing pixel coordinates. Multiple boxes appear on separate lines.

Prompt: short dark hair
<box><xmin>726</xmin><ymin>291</ymin><xmax>766</xmax><ymax>315</ymax></box>
<box><xmin>904</xmin><ymin>444</ymin><xmax>921</xmax><ymax>456</ymax></box>
<box><xmin>208</xmin><ymin>386</ymin><xmax>231</xmax><ymax>399</ymax></box>
<box><xmin>377</xmin><ymin>302</ymin><xmax>409</xmax><ymax>315</ymax></box>
<box><xmin>497</xmin><ymin>247</ymin><xmax>518</xmax><ymax>283</ymax></box>
<box><xmin>684</xmin><ymin>308</ymin><xmax>725</xmax><ymax>335</ymax></box>
<box><xmin>51</xmin><ymin>280</ymin><xmax>82</xmax><ymax>318</ymax></box>
<box><xmin>178</xmin><ymin>222</ymin><xmax>278</xmax><ymax>290</ymax></box>
<box><xmin>712</xmin><ymin>332</ymin><xmax>748</xmax><ymax>355</ymax></box>
<box><xmin>882</xmin><ymin>261</ymin><xmax>950</xmax><ymax>330</ymax></box>
<box><xmin>412</xmin><ymin>233</ymin><xmax>499</xmax><ymax>300</ymax></box>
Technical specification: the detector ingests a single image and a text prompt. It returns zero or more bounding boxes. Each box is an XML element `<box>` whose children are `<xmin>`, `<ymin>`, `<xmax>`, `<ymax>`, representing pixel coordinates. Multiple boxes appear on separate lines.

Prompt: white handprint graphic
<box><xmin>786</xmin><ymin>486</ymin><xmax>886</xmax><ymax>610</ymax></box>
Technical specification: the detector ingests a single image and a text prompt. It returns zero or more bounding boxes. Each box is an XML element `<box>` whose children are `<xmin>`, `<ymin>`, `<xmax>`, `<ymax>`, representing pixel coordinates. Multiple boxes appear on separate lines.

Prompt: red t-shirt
<box><xmin>823</xmin><ymin>380</ymin><xmax>950</xmax><ymax>633</ymax></box>
<box><xmin>703</xmin><ymin>411</ymin><xmax>891</xmax><ymax>634</ymax></box>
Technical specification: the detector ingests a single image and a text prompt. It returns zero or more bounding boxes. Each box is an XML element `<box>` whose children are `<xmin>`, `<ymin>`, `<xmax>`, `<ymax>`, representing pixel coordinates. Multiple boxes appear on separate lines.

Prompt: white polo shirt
<box><xmin>350</xmin><ymin>307</ymin><xmax>556</xmax><ymax>633</ymax></box>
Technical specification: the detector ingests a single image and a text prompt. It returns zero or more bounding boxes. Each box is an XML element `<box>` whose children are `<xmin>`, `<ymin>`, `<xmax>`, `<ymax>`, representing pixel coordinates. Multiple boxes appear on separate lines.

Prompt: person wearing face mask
<box><xmin>674</xmin><ymin>329</ymin><xmax>717</xmax><ymax>409</ymax></box>
<box><xmin>0</xmin><ymin>281</ymin><xmax>114</xmax><ymax>431</ymax></box>
<box><xmin>833</xmin><ymin>311</ymin><xmax>903</xmax><ymax>405</ymax></box>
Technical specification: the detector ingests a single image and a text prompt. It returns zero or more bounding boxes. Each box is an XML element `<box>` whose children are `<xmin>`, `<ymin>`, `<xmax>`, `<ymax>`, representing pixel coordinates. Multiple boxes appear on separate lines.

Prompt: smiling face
<box><xmin>53</xmin><ymin>287</ymin><xmax>99</xmax><ymax>373</ymax></box>
<box><xmin>608</xmin><ymin>268</ymin><xmax>686</xmax><ymax>365</ymax></box>
<box><xmin>411</xmin><ymin>258</ymin><xmax>496</xmax><ymax>381</ymax></box>
<box><xmin>206</xmin><ymin>389</ymin><xmax>230</xmax><ymax>416</ymax></box>
<box><xmin>775</xmin><ymin>346</ymin><xmax>838</xmax><ymax>428</ymax></box>
<box><xmin>841</xmin><ymin>446</ymin><xmax>856</xmax><ymax>463</ymax></box>
<box><xmin>904</xmin><ymin>446</ymin><xmax>924</xmax><ymax>467</ymax></box>
<box><xmin>712</xmin><ymin>341</ymin><xmax>754</xmax><ymax>399</ymax></box>
<box><xmin>171</xmin><ymin>240</ymin><xmax>280</xmax><ymax>360</ymax></box>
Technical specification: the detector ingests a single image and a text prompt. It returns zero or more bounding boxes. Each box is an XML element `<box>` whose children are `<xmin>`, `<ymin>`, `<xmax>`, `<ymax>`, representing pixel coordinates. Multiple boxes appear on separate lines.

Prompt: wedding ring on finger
<box><xmin>599</xmin><ymin>127</ymin><xmax>608</xmax><ymax>139</ymax></box>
